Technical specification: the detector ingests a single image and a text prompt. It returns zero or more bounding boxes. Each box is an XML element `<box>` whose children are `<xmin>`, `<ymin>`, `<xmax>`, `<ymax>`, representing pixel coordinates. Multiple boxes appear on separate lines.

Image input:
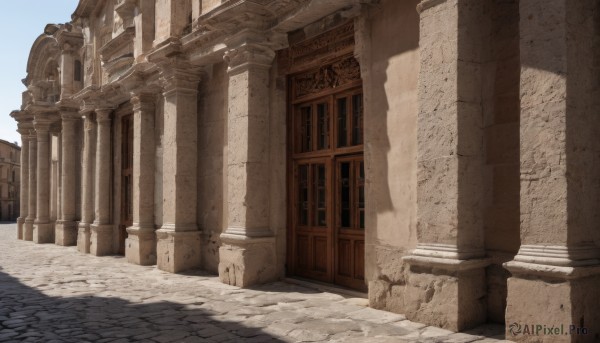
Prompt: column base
<box><xmin>17</xmin><ymin>217</ymin><xmax>25</xmax><ymax>240</ymax></box>
<box><xmin>505</xmin><ymin>261</ymin><xmax>600</xmax><ymax>342</ymax></box>
<box><xmin>402</xmin><ymin>254</ymin><xmax>491</xmax><ymax>331</ymax></box>
<box><xmin>156</xmin><ymin>228</ymin><xmax>201</xmax><ymax>273</ymax></box>
<box><xmin>218</xmin><ymin>233</ymin><xmax>277</xmax><ymax>288</ymax></box>
<box><xmin>33</xmin><ymin>221</ymin><xmax>54</xmax><ymax>244</ymax></box>
<box><xmin>23</xmin><ymin>218</ymin><xmax>34</xmax><ymax>241</ymax></box>
<box><xmin>90</xmin><ymin>224</ymin><xmax>114</xmax><ymax>256</ymax></box>
<box><xmin>55</xmin><ymin>220</ymin><xmax>78</xmax><ymax>246</ymax></box>
<box><xmin>125</xmin><ymin>226</ymin><xmax>157</xmax><ymax>266</ymax></box>
<box><xmin>77</xmin><ymin>223</ymin><xmax>91</xmax><ymax>254</ymax></box>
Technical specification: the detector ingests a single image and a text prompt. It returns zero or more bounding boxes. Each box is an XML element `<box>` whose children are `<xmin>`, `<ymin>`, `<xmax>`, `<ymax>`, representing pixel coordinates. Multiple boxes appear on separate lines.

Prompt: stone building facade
<box><xmin>8</xmin><ymin>0</ymin><xmax>600</xmax><ymax>341</ymax></box>
<box><xmin>0</xmin><ymin>139</ymin><xmax>20</xmax><ymax>221</ymax></box>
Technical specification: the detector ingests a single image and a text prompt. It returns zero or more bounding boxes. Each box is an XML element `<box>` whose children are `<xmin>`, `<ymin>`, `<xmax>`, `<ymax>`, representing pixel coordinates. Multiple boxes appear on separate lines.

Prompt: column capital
<box><xmin>17</xmin><ymin>123</ymin><xmax>34</xmax><ymax>137</ymax></box>
<box><xmin>95</xmin><ymin>108</ymin><xmax>113</xmax><ymax>122</ymax></box>
<box><xmin>224</xmin><ymin>43</ymin><xmax>275</xmax><ymax>74</ymax></box>
<box><xmin>159</xmin><ymin>62</ymin><xmax>203</xmax><ymax>96</ymax></box>
<box><xmin>131</xmin><ymin>92</ymin><xmax>156</xmax><ymax>112</ymax></box>
<box><xmin>60</xmin><ymin>108</ymin><xmax>81</xmax><ymax>122</ymax></box>
<box><xmin>33</xmin><ymin>118</ymin><xmax>53</xmax><ymax>133</ymax></box>
<box><xmin>79</xmin><ymin>106</ymin><xmax>95</xmax><ymax>119</ymax></box>
<box><xmin>56</xmin><ymin>29</ymin><xmax>83</xmax><ymax>54</ymax></box>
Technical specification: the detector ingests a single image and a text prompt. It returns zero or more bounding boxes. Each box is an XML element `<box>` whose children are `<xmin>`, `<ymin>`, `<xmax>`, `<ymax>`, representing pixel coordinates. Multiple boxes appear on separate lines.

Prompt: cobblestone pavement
<box><xmin>0</xmin><ymin>223</ymin><xmax>511</xmax><ymax>343</ymax></box>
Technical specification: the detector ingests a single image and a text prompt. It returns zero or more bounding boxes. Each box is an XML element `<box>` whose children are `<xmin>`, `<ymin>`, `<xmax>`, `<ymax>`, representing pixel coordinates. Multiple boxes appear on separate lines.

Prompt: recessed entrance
<box><xmin>119</xmin><ymin>113</ymin><xmax>133</xmax><ymax>255</ymax></box>
<box><xmin>287</xmin><ymin>53</ymin><xmax>365</xmax><ymax>291</ymax></box>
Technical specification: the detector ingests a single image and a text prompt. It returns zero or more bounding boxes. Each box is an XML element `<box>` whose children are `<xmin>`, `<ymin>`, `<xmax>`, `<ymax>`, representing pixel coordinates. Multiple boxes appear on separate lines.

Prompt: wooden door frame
<box><xmin>286</xmin><ymin>63</ymin><xmax>365</xmax><ymax>289</ymax></box>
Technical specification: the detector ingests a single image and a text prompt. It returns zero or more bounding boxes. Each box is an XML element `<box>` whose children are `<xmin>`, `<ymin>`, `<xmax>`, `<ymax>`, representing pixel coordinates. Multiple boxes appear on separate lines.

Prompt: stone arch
<box><xmin>25</xmin><ymin>32</ymin><xmax>62</xmax><ymax>102</ymax></box>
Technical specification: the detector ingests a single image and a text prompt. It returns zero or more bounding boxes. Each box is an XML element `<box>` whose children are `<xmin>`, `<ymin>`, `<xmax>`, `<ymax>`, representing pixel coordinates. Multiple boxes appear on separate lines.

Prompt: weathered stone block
<box><xmin>404</xmin><ymin>265</ymin><xmax>487</xmax><ymax>331</ymax></box>
<box><xmin>33</xmin><ymin>222</ymin><xmax>54</xmax><ymax>244</ymax></box>
<box><xmin>90</xmin><ymin>224</ymin><xmax>113</xmax><ymax>256</ymax></box>
<box><xmin>506</xmin><ymin>275</ymin><xmax>600</xmax><ymax>343</ymax></box>
<box><xmin>54</xmin><ymin>221</ymin><xmax>78</xmax><ymax>246</ymax></box>
<box><xmin>156</xmin><ymin>229</ymin><xmax>201</xmax><ymax>273</ymax></box>
<box><xmin>23</xmin><ymin>219</ymin><xmax>34</xmax><ymax>241</ymax></box>
<box><xmin>126</xmin><ymin>227</ymin><xmax>157</xmax><ymax>266</ymax></box>
<box><xmin>77</xmin><ymin>224</ymin><xmax>90</xmax><ymax>254</ymax></box>
<box><xmin>17</xmin><ymin>218</ymin><xmax>25</xmax><ymax>240</ymax></box>
<box><xmin>218</xmin><ymin>238</ymin><xmax>277</xmax><ymax>288</ymax></box>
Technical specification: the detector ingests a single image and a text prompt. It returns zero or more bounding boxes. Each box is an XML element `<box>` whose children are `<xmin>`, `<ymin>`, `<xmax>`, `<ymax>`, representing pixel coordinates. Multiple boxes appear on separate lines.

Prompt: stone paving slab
<box><xmin>0</xmin><ymin>223</ymin><xmax>512</xmax><ymax>342</ymax></box>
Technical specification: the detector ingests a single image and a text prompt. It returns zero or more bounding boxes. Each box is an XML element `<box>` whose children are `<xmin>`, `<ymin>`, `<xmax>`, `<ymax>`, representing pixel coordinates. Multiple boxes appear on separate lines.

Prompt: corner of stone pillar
<box><xmin>401</xmin><ymin>245</ymin><xmax>491</xmax><ymax>332</ymax></box>
<box><xmin>17</xmin><ymin>217</ymin><xmax>25</xmax><ymax>240</ymax></box>
<box><xmin>125</xmin><ymin>226</ymin><xmax>157</xmax><ymax>266</ymax></box>
<box><xmin>90</xmin><ymin>224</ymin><xmax>114</xmax><ymax>256</ymax></box>
<box><xmin>23</xmin><ymin>219</ymin><xmax>34</xmax><ymax>241</ymax></box>
<box><xmin>156</xmin><ymin>227</ymin><xmax>202</xmax><ymax>273</ymax></box>
<box><xmin>218</xmin><ymin>232</ymin><xmax>278</xmax><ymax>288</ymax></box>
<box><xmin>55</xmin><ymin>220</ymin><xmax>78</xmax><ymax>246</ymax></box>
<box><xmin>504</xmin><ymin>246</ymin><xmax>600</xmax><ymax>342</ymax></box>
<box><xmin>33</xmin><ymin>222</ymin><xmax>55</xmax><ymax>244</ymax></box>
<box><xmin>77</xmin><ymin>222</ymin><xmax>91</xmax><ymax>254</ymax></box>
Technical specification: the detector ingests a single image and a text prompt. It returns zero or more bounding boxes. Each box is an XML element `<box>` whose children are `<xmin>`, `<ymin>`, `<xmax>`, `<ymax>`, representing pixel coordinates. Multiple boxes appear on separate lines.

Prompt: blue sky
<box><xmin>0</xmin><ymin>1</ymin><xmax>80</xmax><ymax>145</ymax></box>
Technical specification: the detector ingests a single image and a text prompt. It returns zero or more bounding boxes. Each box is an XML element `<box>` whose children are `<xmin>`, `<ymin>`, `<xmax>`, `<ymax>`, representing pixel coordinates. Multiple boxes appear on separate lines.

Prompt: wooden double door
<box><xmin>289</xmin><ymin>86</ymin><xmax>366</xmax><ymax>291</ymax></box>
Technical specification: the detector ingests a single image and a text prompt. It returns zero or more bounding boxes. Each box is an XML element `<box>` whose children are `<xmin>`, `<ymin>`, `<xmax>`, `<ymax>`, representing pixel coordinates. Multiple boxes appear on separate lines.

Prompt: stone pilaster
<box><xmin>133</xmin><ymin>0</ymin><xmax>154</xmax><ymax>60</ymax></box>
<box><xmin>90</xmin><ymin>108</ymin><xmax>114</xmax><ymax>256</ymax></box>
<box><xmin>218</xmin><ymin>43</ymin><xmax>277</xmax><ymax>288</ymax></box>
<box><xmin>401</xmin><ymin>0</ymin><xmax>490</xmax><ymax>331</ymax></box>
<box><xmin>504</xmin><ymin>1</ymin><xmax>600</xmax><ymax>341</ymax></box>
<box><xmin>56</xmin><ymin>27</ymin><xmax>82</xmax><ymax>98</ymax></box>
<box><xmin>77</xmin><ymin>110</ymin><xmax>96</xmax><ymax>254</ymax></box>
<box><xmin>60</xmin><ymin>45</ymin><xmax>75</xmax><ymax>99</ymax></box>
<box><xmin>24</xmin><ymin>132</ymin><xmax>37</xmax><ymax>241</ymax></box>
<box><xmin>154</xmin><ymin>59</ymin><xmax>202</xmax><ymax>273</ymax></box>
<box><xmin>125</xmin><ymin>93</ymin><xmax>157</xmax><ymax>265</ymax></box>
<box><xmin>55</xmin><ymin>108</ymin><xmax>79</xmax><ymax>246</ymax></box>
<box><xmin>33</xmin><ymin>118</ymin><xmax>54</xmax><ymax>244</ymax></box>
<box><xmin>16</xmin><ymin>128</ymin><xmax>30</xmax><ymax>240</ymax></box>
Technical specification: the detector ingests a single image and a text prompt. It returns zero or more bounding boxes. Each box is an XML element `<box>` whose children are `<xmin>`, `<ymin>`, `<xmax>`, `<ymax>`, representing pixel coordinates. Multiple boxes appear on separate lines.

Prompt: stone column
<box><xmin>55</xmin><ymin>109</ymin><xmax>79</xmax><ymax>246</ymax></box>
<box><xmin>16</xmin><ymin>129</ymin><xmax>30</xmax><ymax>240</ymax></box>
<box><xmin>90</xmin><ymin>108</ymin><xmax>114</xmax><ymax>256</ymax></box>
<box><xmin>504</xmin><ymin>1</ymin><xmax>600</xmax><ymax>341</ymax></box>
<box><xmin>24</xmin><ymin>132</ymin><xmax>37</xmax><ymax>241</ymax></box>
<box><xmin>218</xmin><ymin>44</ymin><xmax>277</xmax><ymax>287</ymax></box>
<box><xmin>77</xmin><ymin>110</ymin><xmax>96</xmax><ymax>253</ymax></box>
<box><xmin>125</xmin><ymin>93</ymin><xmax>157</xmax><ymax>265</ymax></box>
<box><xmin>33</xmin><ymin>118</ymin><xmax>54</xmax><ymax>244</ymax></box>
<box><xmin>155</xmin><ymin>60</ymin><xmax>202</xmax><ymax>273</ymax></box>
<box><xmin>401</xmin><ymin>0</ymin><xmax>490</xmax><ymax>331</ymax></box>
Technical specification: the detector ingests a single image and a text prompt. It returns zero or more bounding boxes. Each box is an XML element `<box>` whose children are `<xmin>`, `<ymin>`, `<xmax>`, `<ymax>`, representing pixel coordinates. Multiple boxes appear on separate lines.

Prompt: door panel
<box><xmin>289</xmin><ymin>70</ymin><xmax>365</xmax><ymax>291</ymax></box>
<box><xmin>334</xmin><ymin>156</ymin><xmax>366</xmax><ymax>291</ymax></box>
<box><xmin>292</xmin><ymin>159</ymin><xmax>332</xmax><ymax>282</ymax></box>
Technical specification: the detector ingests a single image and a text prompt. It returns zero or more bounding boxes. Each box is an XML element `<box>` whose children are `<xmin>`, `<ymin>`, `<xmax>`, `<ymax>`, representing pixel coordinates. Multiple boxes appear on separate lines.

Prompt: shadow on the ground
<box><xmin>0</xmin><ymin>268</ymin><xmax>285</xmax><ymax>343</ymax></box>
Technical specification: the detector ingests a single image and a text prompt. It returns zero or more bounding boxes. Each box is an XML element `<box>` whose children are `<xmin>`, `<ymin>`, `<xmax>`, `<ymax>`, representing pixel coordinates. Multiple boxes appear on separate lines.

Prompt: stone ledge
<box><xmin>504</xmin><ymin>260</ymin><xmax>600</xmax><ymax>280</ymax></box>
<box><xmin>403</xmin><ymin>255</ymin><xmax>491</xmax><ymax>271</ymax></box>
<box><xmin>416</xmin><ymin>0</ymin><xmax>448</xmax><ymax>14</ymax></box>
<box><xmin>513</xmin><ymin>244</ymin><xmax>600</xmax><ymax>267</ymax></box>
<box><xmin>126</xmin><ymin>226</ymin><xmax>156</xmax><ymax>237</ymax></box>
<box><xmin>412</xmin><ymin>243</ymin><xmax>485</xmax><ymax>260</ymax></box>
<box><xmin>220</xmin><ymin>232</ymin><xmax>275</xmax><ymax>245</ymax></box>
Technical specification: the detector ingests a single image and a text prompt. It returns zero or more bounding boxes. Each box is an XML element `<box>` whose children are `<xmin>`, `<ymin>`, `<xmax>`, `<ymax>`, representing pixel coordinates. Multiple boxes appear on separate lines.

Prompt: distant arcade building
<box><xmin>8</xmin><ymin>1</ymin><xmax>600</xmax><ymax>341</ymax></box>
<box><xmin>0</xmin><ymin>139</ymin><xmax>20</xmax><ymax>222</ymax></box>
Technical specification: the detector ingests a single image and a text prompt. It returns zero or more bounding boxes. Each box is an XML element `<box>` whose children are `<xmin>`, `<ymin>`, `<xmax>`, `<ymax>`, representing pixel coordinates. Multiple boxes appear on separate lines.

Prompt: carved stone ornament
<box><xmin>293</xmin><ymin>55</ymin><xmax>361</xmax><ymax>99</ymax></box>
<box><xmin>288</xmin><ymin>21</ymin><xmax>355</xmax><ymax>73</ymax></box>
